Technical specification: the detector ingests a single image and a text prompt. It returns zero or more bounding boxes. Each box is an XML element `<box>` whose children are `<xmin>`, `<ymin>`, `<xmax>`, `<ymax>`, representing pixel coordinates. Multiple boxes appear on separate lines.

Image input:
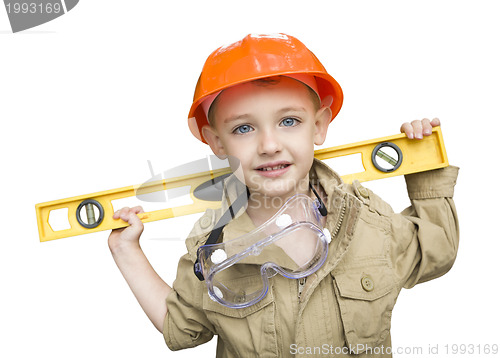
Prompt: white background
<box><xmin>1</xmin><ymin>1</ymin><xmax>499</xmax><ymax>357</ymax></box>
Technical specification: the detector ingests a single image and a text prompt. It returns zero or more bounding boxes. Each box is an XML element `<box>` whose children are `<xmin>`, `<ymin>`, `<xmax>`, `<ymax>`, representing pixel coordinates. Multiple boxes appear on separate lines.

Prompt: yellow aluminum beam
<box><xmin>36</xmin><ymin>127</ymin><xmax>448</xmax><ymax>242</ymax></box>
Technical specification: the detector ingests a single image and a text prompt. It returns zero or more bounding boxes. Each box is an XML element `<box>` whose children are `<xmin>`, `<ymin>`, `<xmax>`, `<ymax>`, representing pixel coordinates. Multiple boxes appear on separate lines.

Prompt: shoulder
<box><xmin>340</xmin><ymin>180</ymin><xmax>394</xmax><ymax>218</ymax></box>
<box><xmin>185</xmin><ymin>208</ymin><xmax>221</xmax><ymax>262</ymax></box>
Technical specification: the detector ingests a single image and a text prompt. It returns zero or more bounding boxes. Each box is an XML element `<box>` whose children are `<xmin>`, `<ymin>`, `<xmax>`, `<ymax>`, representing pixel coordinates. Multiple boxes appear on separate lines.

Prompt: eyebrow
<box><xmin>276</xmin><ymin>106</ymin><xmax>307</xmax><ymax>115</ymax></box>
<box><xmin>223</xmin><ymin>114</ymin><xmax>251</xmax><ymax>124</ymax></box>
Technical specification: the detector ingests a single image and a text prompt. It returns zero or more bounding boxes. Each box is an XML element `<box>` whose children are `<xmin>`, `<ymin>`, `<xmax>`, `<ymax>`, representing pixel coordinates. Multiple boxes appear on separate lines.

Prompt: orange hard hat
<box><xmin>188</xmin><ymin>33</ymin><xmax>343</xmax><ymax>143</ymax></box>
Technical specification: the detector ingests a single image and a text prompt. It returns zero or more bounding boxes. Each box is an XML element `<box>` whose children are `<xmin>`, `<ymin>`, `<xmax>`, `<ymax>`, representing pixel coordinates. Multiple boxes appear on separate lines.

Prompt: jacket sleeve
<box><xmin>391</xmin><ymin>165</ymin><xmax>459</xmax><ymax>289</ymax></box>
<box><xmin>163</xmin><ymin>252</ymin><xmax>215</xmax><ymax>350</ymax></box>
<box><xmin>163</xmin><ymin>209</ymin><xmax>220</xmax><ymax>350</ymax></box>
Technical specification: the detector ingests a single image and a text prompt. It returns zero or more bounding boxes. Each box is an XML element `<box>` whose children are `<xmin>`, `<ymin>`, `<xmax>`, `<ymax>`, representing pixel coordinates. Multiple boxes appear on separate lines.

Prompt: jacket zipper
<box><xmin>297</xmin><ymin>200</ymin><xmax>346</xmax><ymax>301</ymax></box>
<box><xmin>298</xmin><ymin>277</ymin><xmax>307</xmax><ymax>300</ymax></box>
<box><xmin>331</xmin><ymin>200</ymin><xmax>346</xmax><ymax>238</ymax></box>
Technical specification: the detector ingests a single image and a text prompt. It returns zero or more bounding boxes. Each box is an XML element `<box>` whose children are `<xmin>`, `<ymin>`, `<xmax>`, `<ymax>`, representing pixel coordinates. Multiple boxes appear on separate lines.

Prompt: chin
<box><xmin>251</xmin><ymin>178</ymin><xmax>308</xmax><ymax>199</ymax></box>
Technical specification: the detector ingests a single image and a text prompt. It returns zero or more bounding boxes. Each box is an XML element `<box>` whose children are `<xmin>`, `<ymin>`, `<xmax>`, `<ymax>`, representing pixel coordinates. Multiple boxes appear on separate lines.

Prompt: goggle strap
<box><xmin>194</xmin><ymin>187</ymin><xmax>250</xmax><ymax>281</ymax></box>
<box><xmin>309</xmin><ymin>182</ymin><xmax>328</xmax><ymax>217</ymax></box>
<box><xmin>206</xmin><ymin>187</ymin><xmax>250</xmax><ymax>246</ymax></box>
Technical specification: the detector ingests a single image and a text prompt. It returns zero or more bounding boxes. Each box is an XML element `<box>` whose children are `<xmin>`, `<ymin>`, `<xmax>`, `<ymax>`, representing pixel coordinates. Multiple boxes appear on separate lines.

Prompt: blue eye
<box><xmin>234</xmin><ymin>124</ymin><xmax>253</xmax><ymax>134</ymax></box>
<box><xmin>281</xmin><ymin>117</ymin><xmax>298</xmax><ymax>127</ymax></box>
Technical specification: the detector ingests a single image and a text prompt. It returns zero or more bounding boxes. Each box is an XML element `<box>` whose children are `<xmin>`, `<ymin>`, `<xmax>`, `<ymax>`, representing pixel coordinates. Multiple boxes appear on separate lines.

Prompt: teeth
<box><xmin>260</xmin><ymin>164</ymin><xmax>287</xmax><ymax>171</ymax></box>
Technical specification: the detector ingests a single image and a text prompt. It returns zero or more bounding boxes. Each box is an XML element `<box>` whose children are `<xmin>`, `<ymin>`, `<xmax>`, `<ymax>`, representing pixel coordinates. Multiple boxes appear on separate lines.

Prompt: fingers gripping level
<box><xmin>35</xmin><ymin>127</ymin><xmax>448</xmax><ymax>242</ymax></box>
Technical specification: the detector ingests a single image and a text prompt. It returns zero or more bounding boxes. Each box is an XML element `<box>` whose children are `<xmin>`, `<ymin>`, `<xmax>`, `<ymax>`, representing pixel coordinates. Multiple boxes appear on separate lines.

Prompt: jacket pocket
<box><xmin>332</xmin><ymin>260</ymin><xmax>397</xmax><ymax>352</ymax></box>
<box><xmin>202</xmin><ymin>274</ymin><xmax>278</xmax><ymax>358</ymax></box>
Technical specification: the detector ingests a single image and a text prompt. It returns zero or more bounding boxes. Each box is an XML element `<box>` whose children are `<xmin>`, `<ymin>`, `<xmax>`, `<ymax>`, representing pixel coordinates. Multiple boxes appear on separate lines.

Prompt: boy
<box><xmin>109</xmin><ymin>34</ymin><xmax>459</xmax><ymax>357</ymax></box>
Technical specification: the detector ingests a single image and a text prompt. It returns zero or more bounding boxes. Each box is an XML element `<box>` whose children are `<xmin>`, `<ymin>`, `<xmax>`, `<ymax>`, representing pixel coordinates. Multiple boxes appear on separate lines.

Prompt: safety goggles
<box><xmin>194</xmin><ymin>190</ymin><xmax>329</xmax><ymax>309</ymax></box>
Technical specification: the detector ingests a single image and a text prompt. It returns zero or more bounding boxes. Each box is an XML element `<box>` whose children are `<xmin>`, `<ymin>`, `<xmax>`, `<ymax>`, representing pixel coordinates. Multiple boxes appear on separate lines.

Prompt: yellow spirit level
<box><xmin>36</xmin><ymin>127</ymin><xmax>448</xmax><ymax>242</ymax></box>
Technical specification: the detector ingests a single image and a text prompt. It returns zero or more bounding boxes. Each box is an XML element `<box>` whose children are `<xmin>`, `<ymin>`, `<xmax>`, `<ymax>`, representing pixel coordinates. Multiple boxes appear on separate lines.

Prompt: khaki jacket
<box><xmin>163</xmin><ymin>159</ymin><xmax>459</xmax><ymax>357</ymax></box>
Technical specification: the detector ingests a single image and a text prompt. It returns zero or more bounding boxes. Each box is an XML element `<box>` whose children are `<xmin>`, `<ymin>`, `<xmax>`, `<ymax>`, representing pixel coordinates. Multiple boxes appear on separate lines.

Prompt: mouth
<box><xmin>255</xmin><ymin>162</ymin><xmax>292</xmax><ymax>176</ymax></box>
<box><xmin>257</xmin><ymin>164</ymin><xmax>290</xmax><ymax>172</ymax></box>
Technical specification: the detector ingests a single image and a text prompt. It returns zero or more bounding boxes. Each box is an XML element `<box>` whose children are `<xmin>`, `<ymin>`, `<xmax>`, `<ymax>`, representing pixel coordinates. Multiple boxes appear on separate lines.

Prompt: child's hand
<box><xmin>400</xmin><ymin>118</ymin><xmax>440</xmax><ymax>139</ymax></box>
<box><xmin>108</xmin><ymin>206</ymin><xmax>144</xmax><ymax>251</ymax></box>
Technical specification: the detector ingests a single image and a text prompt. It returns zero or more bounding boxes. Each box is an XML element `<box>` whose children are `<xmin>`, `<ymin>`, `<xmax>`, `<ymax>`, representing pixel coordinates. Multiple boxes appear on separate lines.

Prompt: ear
<box><xmin>201</xmin><ymin>125</ymin><xmax>227</xmax><ymax>159</ymax></box>
<box><xmin>313</xmin><ymin>105</ymin><xmax>332</xmax><ymax>146</ymax></box>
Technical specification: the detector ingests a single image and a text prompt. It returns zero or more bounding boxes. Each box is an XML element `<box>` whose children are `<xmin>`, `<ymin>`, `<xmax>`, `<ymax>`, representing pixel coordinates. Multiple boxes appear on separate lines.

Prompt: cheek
<box><xmin>226</xmin><ymin>151</ymin><xmax>256</xmax><ymax>187</ymax></box>
<box><xmin>290</xmin><ymin>137</ymin><xmax>315</xmax><ymax>167</ymax></box>
<box><xmin>224</xmin><ymin>135</ymin><xmax>255</xmax><ymax>157</ymax></box>
<box><xmin>292</xmin><ymin>130</ymin><xmax>315</xmax><ymax>151</ymax></box>
<box><xmin>225</xmin><ymin>142</ymin><xmax>253</xmax><ymax>169</ymax></box>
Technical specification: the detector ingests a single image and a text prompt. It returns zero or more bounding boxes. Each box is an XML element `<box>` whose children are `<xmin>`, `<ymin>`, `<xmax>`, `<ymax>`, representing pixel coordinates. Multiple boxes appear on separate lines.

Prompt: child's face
<box><xmin>202</xmin><ymin>77</ymin><xmax>331</xmax><ymax>200</ymax></box>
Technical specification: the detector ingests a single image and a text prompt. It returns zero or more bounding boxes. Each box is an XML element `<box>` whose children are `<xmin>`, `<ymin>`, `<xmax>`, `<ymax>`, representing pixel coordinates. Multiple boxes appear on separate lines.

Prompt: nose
<box><xmin>258</xmin><ymin>128</ymin><xmax>282</xmax><ymax>155</ymax></box>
